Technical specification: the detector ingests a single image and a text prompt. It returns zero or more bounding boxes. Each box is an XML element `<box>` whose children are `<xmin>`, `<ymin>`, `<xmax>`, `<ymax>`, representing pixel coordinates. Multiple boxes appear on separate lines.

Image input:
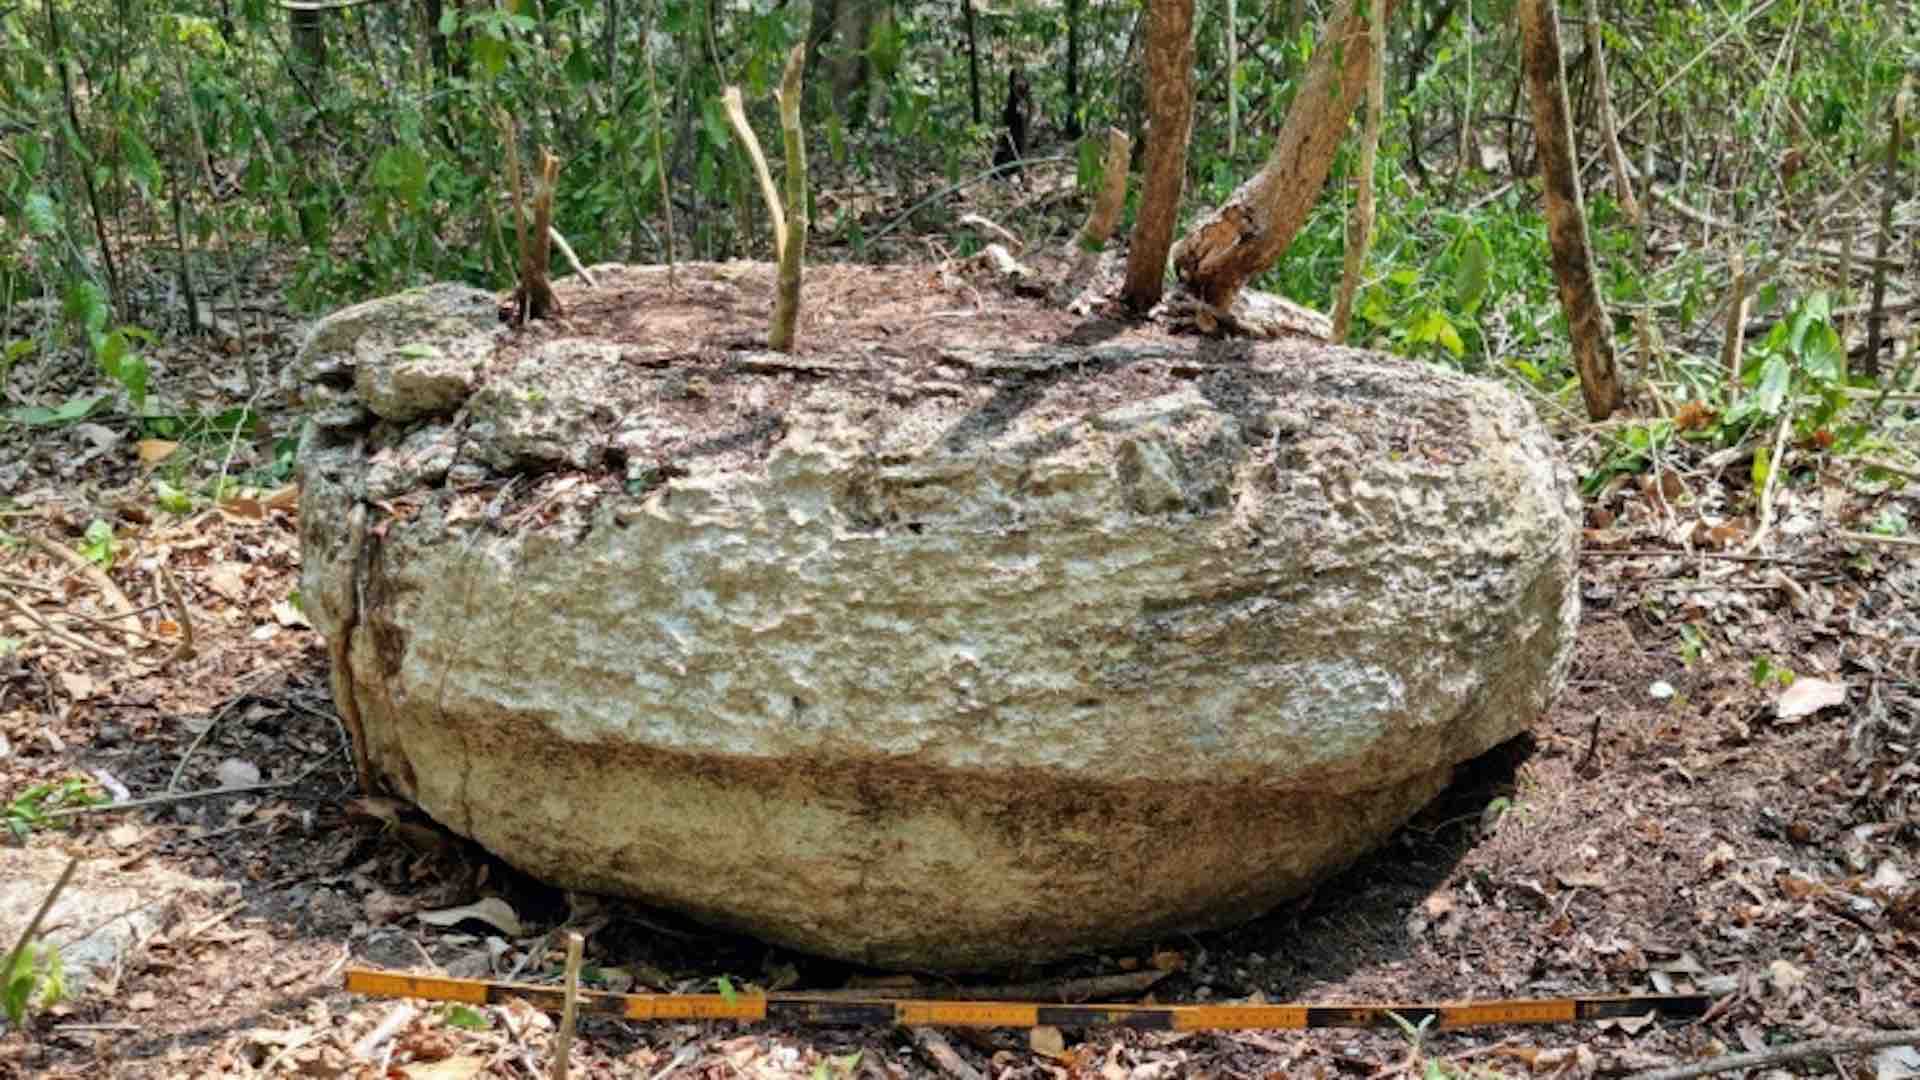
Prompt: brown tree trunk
<box><xmin>290</xmin><ymin>7</ymin><xmax>327</xmax><ymax>82</ymax></box>
<box><xmin>1120</xmin><ymin>0</ymin><xmax>1197</xmax><ymax>312</ymax></box>
<box><xmin>1518</xmin><ymin>0</ymin><xmax>1620</xmax><ymax>420</ymax></box>
<box><xmin>1863</xmin><ymin>74</ymin><xmax>1909</xmax><ymax>379</ymax></box>
<box><xmin>962</xmin><ymin>0</ymin><xmax>982</xmax><ymax>124</ymax></box>
<box><xmin>1170</xmin><ymin>0</ymin><xmax>1397</xmax><ymax>309</ymax></box>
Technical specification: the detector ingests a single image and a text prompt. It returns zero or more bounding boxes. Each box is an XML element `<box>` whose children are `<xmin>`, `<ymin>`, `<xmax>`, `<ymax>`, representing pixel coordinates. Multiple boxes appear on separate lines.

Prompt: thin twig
<box><xmin>1838</xmin><ymin>531</ymin><xmax>1920</xmax><ymax>549</ymax></box>
<box><xmin>29</xmin><ymin>535</ymin><xmax>139</xmax><ymax>651</ymax></box>
<box><xmin>1579</xmin><ymin>548</ymin><xmax>1816</xmax><ymax>566</ymax></box>
<box><xmin>2</xmin><ymin>856</ymin><xmax>79</xmax><ymax>998</ymax></box>
<box><xmin>351</xmin><ymin>1003</ymin><xmax>418</xmax><ymax>1060</ymax></box>
<box><xmin>45</xmin><ymin>603</ymin><xmax>174</xmax><ymax>644</ymax></box>
<box><xmin>870</xmin><ymin>156</ymin><xmax>1071</xmax><ymax>245</ymax></box>
<box><xmin>1626</xmin><ymin>1029</ymin><xmax>1920</xmax><ymax>1080</ymax></box>
<box><xmin>0</xmin><ymin>573</ymin><xmax>54</xmax><ymax>594</ymax></box>
<box><xmin>65</xmin><ymin>753</ymin><xmax>335</xmax><ymax>818</ymax></box>
<box><xmin>1744</xmin><ymin>403</ymin><xmax>1794</xmax><ymax>553</ymax></box>
<box><xmin>0</xmin><ymin>587</ymin><xmax>127</xmax><ymax>660</ymax></box>
<box><xmin>911</xmin><ymin>1027</ymin><xmax>985</xmax><ymax>1080</ymax></box>
<box><xmin>168</xmin><ymin>667</ymin><xmax>289</xmax><ymax>791</ymax></box>
<box><xmin>1857</xmin><ymin>458</ymin><xmax>1920</xmax><ymax>483</ymax></box>
<box><xmin>157</xmin><ymin>564</ymin><xmax>195</xmax><ymax>666</ymax></box>
<box><xmin>548</xmin><ymin>227</ymin><xmax>596</xmax><ymax>287</ymax></box>
<box><xmin>552</xmin><ymin>932</ymin><xmax>584</xmax><ymax>1080</ymax></box>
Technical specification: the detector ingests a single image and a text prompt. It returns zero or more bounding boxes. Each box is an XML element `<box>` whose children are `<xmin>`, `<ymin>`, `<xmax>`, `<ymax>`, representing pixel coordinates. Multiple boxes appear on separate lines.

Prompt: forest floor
<box><xmin>1</xmin><ymin>252</ymin><xmax>1917</xmax><ymax>1080</ymax></box>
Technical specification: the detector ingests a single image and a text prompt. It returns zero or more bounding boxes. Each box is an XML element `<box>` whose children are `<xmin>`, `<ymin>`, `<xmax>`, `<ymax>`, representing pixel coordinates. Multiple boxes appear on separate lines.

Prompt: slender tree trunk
<box><xmin>962</xmin><ymin>0</ymin><xmax>982</xmax><ymax>125</ymax></box>
<box><xmin>805</xmin><ymin>0</ymin><xmax>839</xmax><ymax>76</ymax></box>
<box><xmin>1584</xmin><ymin>14</ymin><xmax>1638</xmax><ymax>224</ymax></box>
<box><xmin>1518</xmin><ymin>0</ymin><xmax>1620</xmax><ymax>420</ymax></box>
<box><xmin>1864</xmin><ymin>75</ymin><xmax>1910</xmax><ymax>379</ymax></box>
<box><xmin>290</xmin><ymin>8</ymin><xmax>327</xmax><ymax>82</ymax></box>
<box><xmin>1120</xmin><ymin>0</ymin><xmax>1197</xmax><ymax>311</ymax></box>
<box><xmin>1330</xmin><ymin>0</ymin><xmax>1385</xmax><ymax>341</ymax></box>
<box><xmin>46</xmin><ymin>0</ymin><xmax>123</xmax><ymax>316</ymax></box>
<box><xmin>423</xmin><ymin>0</ymin><xmax>450</xmax><ymax>76</ymax></box>
<box><xmin>1226</xmin><ymin>0</ymin><xmax>1237</xmax><ymax>158</ymax></box>
<box><xmin>771</xmin><ymin>46</ymin><xmax>809</xmax><ymax>352</ymax></box>
<box><xmin>1064</xmin><ymin>0</ymin><xmax>1082</xmax><ymax>137</ymax></box>
<box><xmin>1172</xmin><ymin>0</ymin><xmax>1398</xmax><ymax>309</ymax></box>
<box><xmin>828</xmin><ymin>0</ymin><xmax>885</xmax><ymax>125</ymax></box>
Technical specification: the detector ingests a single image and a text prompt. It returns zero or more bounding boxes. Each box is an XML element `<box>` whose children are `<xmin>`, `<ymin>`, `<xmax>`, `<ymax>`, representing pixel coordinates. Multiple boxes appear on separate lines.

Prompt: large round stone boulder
<box><xmin>294</xmin><ymin>264</ymin><xmax>1579</xmax><ymax>970</ymax></box>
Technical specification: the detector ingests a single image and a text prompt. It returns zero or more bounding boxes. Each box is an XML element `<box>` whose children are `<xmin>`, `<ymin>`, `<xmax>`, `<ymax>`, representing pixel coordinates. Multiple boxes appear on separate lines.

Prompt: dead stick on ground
<box><xmin>911</xmin><ymin>1027</ymin><xmax>985</xmax><ymax>1080</ymax></box>
<box><xmin>1858</xmin><ymin>458</ymin><xmax>1920</xmax><ymax>483</ymax></box>
<box><xmin>1743</xmin><ymin>403</ymin><xmax>1793</xmax><ymax>554</ymax></box>
<box><xmin>0</xmin><ymin>587</ymin><xmax>126</xmax><ymax>660</ymax></box>
<box><xmin>2</xmin><ymin>856</ymin><xmax>79</xmax><ymax>996</ymax></box>
<box><xmin>547</xmin><ymin>227</ymin><xmax>595</xmax><ymax>288</ymax></box>
<box><xmin>352</xmin><ymin>1003</ymin><xmax>418</xmax><ymax>1061</ymax></box>
<box><xmin>551</xmin><ymin>932</ymin><xmax>584</xmax><ymax>1080</ymax></box>
<box><xmin>1627</xmin><ymin>1029</ymin><xmax>1920</xmax><ymax>1080</ymax></box>
<box><xmin>1578</xmin><ymin>549</ymin><xmax>1816</xmax><ymax>566</ymax></box>
<box><xmin>57</xmin><ymin>757</ymin><xmax>332</xmax><ymax>818</ymax></box>
<box><xmin>1838</xmin><ymin>531</ymin><xmax>1920</xmax><ymax>549</ymax></box>
<box><xmin>157</xmin><ymin>565</ymin><xmax>195</xmax><ymax>667</ymax></box>
<box><xmin>29</xmin><ymin>535</ymin><xmax>139</xmax><ymax>651</ymax></box>
<box><xmin>168</xmin><ymin>665</ymin><xmax>286</xmax><ymax>790</ymax></box>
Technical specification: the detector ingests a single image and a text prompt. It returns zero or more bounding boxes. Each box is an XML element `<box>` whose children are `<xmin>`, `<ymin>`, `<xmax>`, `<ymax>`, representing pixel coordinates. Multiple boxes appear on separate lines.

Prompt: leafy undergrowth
<box><xmin>1</xmin><ymin>264</ymin><xmax>1917</xmax><ymax>1079</ymax></box>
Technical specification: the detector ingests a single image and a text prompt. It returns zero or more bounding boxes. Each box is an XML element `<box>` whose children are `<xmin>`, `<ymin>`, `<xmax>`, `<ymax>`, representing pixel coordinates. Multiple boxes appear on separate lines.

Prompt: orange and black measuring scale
<box><xmin>345</xmin><ymin>969</ymin><xmax>1711</xmax><ymax>1032</ymax></box>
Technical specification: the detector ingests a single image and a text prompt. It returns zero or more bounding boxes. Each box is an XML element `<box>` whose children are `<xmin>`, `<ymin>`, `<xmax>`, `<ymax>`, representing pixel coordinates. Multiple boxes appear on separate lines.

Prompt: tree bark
<box><xmin>289</xmin><ymin>7</ymin><xmax>327</xmax><ymax>83</ymax></box>
<box><xmin>962</xmin><ymin>0</ymin><xmax>982</xmax><ymax>125</ymax></box>
<box><xmin>1170</xmin><ymin>0</ymin><xmax>1397</xmax><ymax>310</ymax></box>
<box><xmin>1330</xmin><ymin>0</ymin><xmax>1385</xmax><ymax>342</ymax></box>
<box><xmin>1120</xmin><ymin>0</ymin><xmax>1197</xmax><ymax>312</ymax></box>
<box><xmin>1064</xmin><ymin>0</ymin><xmax>1082</xmax><ymax>137</ymax></box>
<box><xmin>1863</xmin><ymin>74</ymin><xmax>1909</xmax><ymax>379</ymax></box>
<box><xmin>1518</xmin><ymin>0</ymin><xmax>1621</xmax><ymax>420</ymax></box>
<box><xmin>1584</xmin><ymin>15</ymin><xmax>1638</xmax><ymax>224</ymax></box>
<box><xmin>771</xmin><ymin>45</ymin><xmax>809</xmax><ymax>352</ymax></box>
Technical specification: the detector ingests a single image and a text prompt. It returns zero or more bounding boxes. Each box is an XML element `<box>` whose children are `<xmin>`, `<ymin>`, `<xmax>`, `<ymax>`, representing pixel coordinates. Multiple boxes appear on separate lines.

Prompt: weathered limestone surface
<box><xmin>293</xmin><ymin>266</ymin><xmax>1580</xmax><ymax>970</ymax></box>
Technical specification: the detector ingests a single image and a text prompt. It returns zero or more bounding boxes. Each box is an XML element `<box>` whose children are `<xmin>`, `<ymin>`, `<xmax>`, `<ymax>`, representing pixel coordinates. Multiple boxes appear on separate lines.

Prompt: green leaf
<box><xmin>154</xmin><ymin>480</ymin><xmax>193</xmax><ymax>514</ymax></box>
<box><xmin>716</xmin><ymin>975</ymin><xmax>737</xmax><ymax>1004</ymax></box>
<box><xmin>80</xmin><ymin>520</ymin><xmax>115</xmax><ymax>567</ymax></box>
<box><xmin>394</xmin><ymin>343</ymin><xmax>442</xmax><ymax>359</ymax></box>
<box><xmin>1753</xmin><ymin>354</ymin><xmax>1790</xmax><ymax>414</ymax></box>
<box><xmin>23</xmin><ymin>192</ymin><xmax>58</xmax><ymax>237</ymax></box>
<box><xmin>1751</xmin><ymin>444</ymin><xmax>1771</xmax><ymax>491</ymax></box>
<box><xmin>122</xmin><ymin>130</ymin><xmax>163</xmax><ymax>194</ymax></box>
<box><xmin>473</xmin><ymin>31</ymin><xmax>508</xmax><ymax>78</ymax></box>
<box><xmin>437</xmin><ymin>7</ymin><xmax>458</xmax><ymax>34</ymax></box>
<box><xmin>1453</xmin><ymin>228</ymin><xmax>1491</xmax><ymax>313</ymax></box>
<box><xmin>62</xmin><ymin>280</ymin><xmax>109</xmax><ymax>336</ymax></box>
<box><xmin>8</xmin><ymin>396</ymin><xmax>103</xmax><ymax>426</ymax></box>
<box><xmin>371</xmin><ymin>145</ymin><xmax>429</xmax><ymax>208</ymax></box>
<box><xmin>701</xmin><ymin>96</ymin><xmax>731</xmax><ymax>152</ymax></box>
<box><xmin>443</xmin><ymin>1003</ymin><xmax>490</xmax><ymax>1030</ymax></box>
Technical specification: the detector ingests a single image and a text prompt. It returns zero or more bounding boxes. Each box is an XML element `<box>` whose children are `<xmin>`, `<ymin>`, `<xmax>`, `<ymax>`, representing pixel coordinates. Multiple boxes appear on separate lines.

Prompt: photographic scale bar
<box><xmin>344</xmin><ymin>968</ymin><xmax>1712</xmax><ymax>1032</ymax></box>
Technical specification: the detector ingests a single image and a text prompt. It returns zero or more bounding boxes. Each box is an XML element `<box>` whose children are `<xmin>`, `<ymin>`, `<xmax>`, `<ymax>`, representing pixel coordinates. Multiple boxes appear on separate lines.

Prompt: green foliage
<box><xmin>441</xmin><ymin>1003</ymin><xmax>490</xmax><ymax>1030</ymax></box>
<box><xmin>5</xmin><ymin>778</ymin><xmax>105</xmax><ymax>843</ymax></box>
<box><xmin>1750</xmin><ymin>656</ymin><xmax>1795</xmax><ymax>689</ymax></box>
<box><xmin>78</xmin><ymin>520</ymin><xmax>115</xmax><ymax>568</ymax></box>
<box><xmin>4</xmin><ymin>940</ymin><xmax>67</xmax><ymax>1028</ymax></box>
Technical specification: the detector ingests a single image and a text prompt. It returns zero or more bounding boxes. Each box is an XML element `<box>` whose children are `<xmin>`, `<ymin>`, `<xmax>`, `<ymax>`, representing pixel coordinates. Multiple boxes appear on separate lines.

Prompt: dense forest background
<box><xmin>2</xmin><ymin>0</ymin><xmax>1913</xmax><ymax>452</ymax></box>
